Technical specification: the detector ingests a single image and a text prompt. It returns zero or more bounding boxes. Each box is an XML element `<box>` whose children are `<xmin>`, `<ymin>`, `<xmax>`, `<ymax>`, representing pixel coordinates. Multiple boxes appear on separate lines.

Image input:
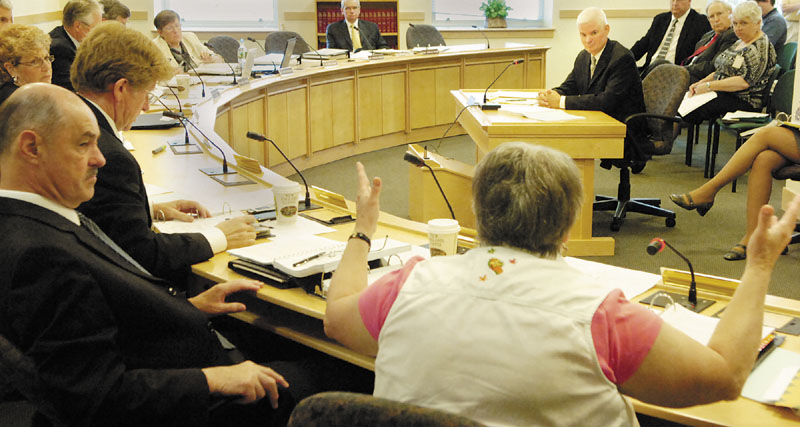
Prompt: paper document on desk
<box><xmin>678</xmin><ymin>90</ymin><xmax>717</xmax><ymax>116</ymax></box>
<box><xmin>501</xmin><ymin>105</ymin><xmax>585</xmax><ymax>122</ymax></box>
<box><xmin>742</xmin><ymin>348</ymin><xmax>800</xmax><ymax>407</ymax></box>
<box><xmin>153</xmin><ymin>211</ymin><xmax>247</xmax><ymax>234</ymax></box>
<box><xmin>564</xmin><ymin>257</ymin><xmax>659</xmax><ymax>299</ymax></box>
<box><xmin>658</xmin><ymin>303</ymin><xmax>774</xmax><ymax>346</ymax></box>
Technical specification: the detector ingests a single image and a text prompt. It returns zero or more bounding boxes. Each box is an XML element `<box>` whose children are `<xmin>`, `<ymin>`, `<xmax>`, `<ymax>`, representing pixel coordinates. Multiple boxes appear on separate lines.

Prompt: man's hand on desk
<box><xmin>153</xmin><ymin>200</ymin><xmax>211</xmax><ymax>221</ymax></box>
<box><xmin>188</xmin><ymin>279</ymin><xmax>263</xmax><ymax>315</ymax></box>
<box><xmin>215</xmin><ymin>215</ymin><xmax>257</xmax><ymax>249</ymax></box>
<box><xmin>537</xmin><ymin>90</ymin><xmax>562</xmax><ymax>109</ymax></box>
<box><xmin>202</xmin><ymin>361</ymin><xmax>289</xmax><ymax>407</ymax></box>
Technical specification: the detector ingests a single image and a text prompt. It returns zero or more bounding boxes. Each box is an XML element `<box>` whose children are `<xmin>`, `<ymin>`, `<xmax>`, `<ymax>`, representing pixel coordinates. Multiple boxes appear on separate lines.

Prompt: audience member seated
<box><xmin>0</xmin><ymin>24</ymin><xmax>51</xmax><ymax>105</ymax></box>
<box><xmin>0</xmin><ymin>0</ymin><xmax>12</xmax><ymax>28</ymax></box>
<box><xmin>73</xmin><ymin>22</ymin><xmax>256</xmax><ymax>286</ymax></box>
<box><xmin>152</xmin><ymin>9</ymin><xmax>222</xmax><ymax>73</ymax></box>
<box><xmin>757</xmin><ymin>0</ymin><xmax>787</xmax><ymax>54</ymax></box>
<box><xmin>99</xmin><ymin>0</ymin><xmax>130</xmax><ymax>25</ymax></box>
<box><xmin>538</xmin><ymin>7</ymin><xmax>648</xmax><ymax>169</ymax></box>
<box><xmin>326</xmin><ymin>0</ymin><xmax>388</xmax><ymax>51</ymax></box>
<box><xmin>681</xmin><ymin>1</ymin><xmax>776</xmax><ymax>126</ymax></box>
<box><xmin>49</xmin><ymin>0</ymin><xmax>101</xmax><ymax>91</ymax></box>
<box><xmin>0</xmin><ymin>83</ymin><xmax>311</xmax><ymax>426</ymax></box>
<box><xmin>684</xmin><ymin>0</ymin><xmax>737</xmax><ymax>83</ymax></box>
<box><xmin>671</xmin><ymin>125</ymin><xmax>800</xmax><ymax>260</ymax></box>
<box><xmin>631</xmin><ymin>0</ymin><xmax>711</xmax><ymax>74</ymax></box>
<box><xmin>324</xmin><ymin>142</ymin><xmax>800</xmax><ymax>426</ymax></box>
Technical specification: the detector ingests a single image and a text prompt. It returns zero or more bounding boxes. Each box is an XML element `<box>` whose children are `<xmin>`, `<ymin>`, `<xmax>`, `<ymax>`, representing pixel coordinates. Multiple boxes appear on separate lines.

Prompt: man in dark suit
<box><xmin>539</xmin><ymin>7</ymin><xmax>648</xmax><ymax>164</ymax></box>
<box><xmin>49</xmin><ymin>0</ymin><xmax>102</xmax><ymax>91</ymax></box>
<box><xmin>684</xmin><ymin>0</ymin><xmax>737</xmax><ymax>83</ymax></box>
<box><xmin>72</xmin><ymin>23</ymin><xmax>256</xmax><ymax>286</ymax></box>
<box><xmin>0</xmin><ymin>83</ymin><xmax>299</xmax><ymax>426</ymax></box>
<box><xmin>631</xmin><ymin>0</ymin><xmax>711</xmax><ymax>73</ymax></box>
<box><xmin>326</xmin><ymin>0</ymin><xmax>388</xmax><ymax>51</ymax></box>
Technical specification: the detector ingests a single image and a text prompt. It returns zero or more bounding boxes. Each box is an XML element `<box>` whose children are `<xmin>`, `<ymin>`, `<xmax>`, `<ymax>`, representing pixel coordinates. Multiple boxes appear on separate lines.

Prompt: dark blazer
<box><xmin>685</xmin><ymin>27</ymin><xmax>738</xmax><ymax>83</ymax></box>
<box><xmin>0</xmin><ymin>81</ymin><xmax>17</xmax><ymax>106</ymax></box>
<box><xmin>48</xmin><ymin>25</ymin><xmax>77</xmax><ymax>91</ymax></box>
<box><xmin>631</xmin><ymin>9</ymin><xmax>711</xmax><ymax>71</ymax></box>
<box><xmin>326</xmin><ymin>19</ymin><xmax>388</xmax><ymax>51</ymax></box>
<box><xmin>76</xmin><ymin>100</ymin><xmax>213</xmax><ymax>286</ymax></box>
<box><xmin>0</xmin><ymin>198</ymin><xmax>231</xmax><ymax>426</ymax></box>
<box><xmin>554</xmin><ymin>40</ymin><xmax>650</xmax><ymax>159</ymax></box>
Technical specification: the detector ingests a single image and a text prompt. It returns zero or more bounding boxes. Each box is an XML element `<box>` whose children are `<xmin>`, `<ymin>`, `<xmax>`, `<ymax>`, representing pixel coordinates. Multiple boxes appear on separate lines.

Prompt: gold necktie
<box><xmin>350</xmin><ymin>24</ymin><xmax>362</xmax><ymax>51</ymax></box>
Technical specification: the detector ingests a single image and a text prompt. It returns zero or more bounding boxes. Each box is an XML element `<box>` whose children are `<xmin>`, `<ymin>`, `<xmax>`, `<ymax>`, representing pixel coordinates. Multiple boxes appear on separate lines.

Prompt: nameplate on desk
<box><xmin>278</xmin><ymin>67</ymin><xmax>294</xmax><ymax>76</ymax></box>
<box><xmin>322</xmin><ymin>60</ymin><xmax>339</xmax><ymax>67</ymax></box>
<box><xmin>368</xmin><ymin>54</ymin><xmax>384</xmax><ymax>61</ymax></box>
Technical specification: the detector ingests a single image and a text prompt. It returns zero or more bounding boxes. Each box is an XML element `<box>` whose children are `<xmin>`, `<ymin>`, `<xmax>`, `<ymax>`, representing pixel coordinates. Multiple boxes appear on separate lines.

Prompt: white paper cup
<box><xmin>427</xmin><ymin>218</ymin><xmax>460</xmax><ymax>256</ymax></box>
<box><xmin>273</xmin><ymin>181</ymin><xmax>301</xmax><ymax>225</ymax></box>
<box><xmin>175</xmin><ymin>74</ymin><xmax>190</xmax><ymax>99</ymax></box>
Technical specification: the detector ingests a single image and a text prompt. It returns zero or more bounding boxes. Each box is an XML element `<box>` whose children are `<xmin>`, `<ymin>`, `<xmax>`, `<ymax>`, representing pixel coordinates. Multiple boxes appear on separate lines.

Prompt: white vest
<box><xmin>374</xmin><ymin>247</ymin><xmax>638</xmax><ymax>427</ymax></box>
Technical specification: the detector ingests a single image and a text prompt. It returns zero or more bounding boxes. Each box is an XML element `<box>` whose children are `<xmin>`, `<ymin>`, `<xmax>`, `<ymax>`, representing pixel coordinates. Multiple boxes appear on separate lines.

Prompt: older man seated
<box><xmin>324</xmin><ymin>142</ymin><xmax>800</xmax><ymax>426</ymax></box>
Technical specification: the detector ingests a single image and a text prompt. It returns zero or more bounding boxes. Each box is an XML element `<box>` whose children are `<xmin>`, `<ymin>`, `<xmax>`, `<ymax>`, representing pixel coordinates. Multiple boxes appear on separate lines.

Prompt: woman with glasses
<box><xmin>0</xmin><ymin>24</ymin><xmax>52</xmax><ymax>105</ymax></box>
<box><xmin>152</xmin><ymin>9</ymin><xmax>221</xmax><ymax>73</ymax></box>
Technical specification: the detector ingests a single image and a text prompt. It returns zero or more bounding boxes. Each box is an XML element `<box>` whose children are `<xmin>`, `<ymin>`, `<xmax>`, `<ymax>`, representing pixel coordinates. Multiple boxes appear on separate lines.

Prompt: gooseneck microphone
<box><xmin>471</xmin><ymin>25</ymin><xmax>491</xmax><ymax>49</ymax></box>
<box><xmin>246</xmin><ymin>132</ymin><xmax>315</xmax><ymax>210</ymax></box>
<box><xmin>172</xmin><ymin>48</ymin><xmax>206</xmax><ymax>98</ymax></box>
<box><xmin>163</xmin><ymin>85</ymin><xmax>190</xmax><ymax>145</ymax></box>
<box><xmin>647</xmin><ymin>237</ymin><xmax>697</xmax><ymax>306</ymax></box>
<box><xmin>203</xmin><ymin>42</ymin><xmax>237</xmax><ymax>85</ymax></box>
<box><xmin>247</xmin><ymin>37</ymin><xmax>268</xmax><ymax>55</ymax></box>
<box><xmin>295</xmin><ymin>36</ymin><xmax>326</xmax><ymax>67</ymax></box>
<box><xmin>163</xmin><ymin>111</ymin><xmax>228</xmax><ymax>173</ymax></box>
<box><xmin>403</xmin><ymin>152</ymin><xmax>456</xmax><ymax>220</ymax></box>
<box><xmin>481</xmin><ymin>59</ymin><xmax>524</xmax><ymax>110</ymax></box>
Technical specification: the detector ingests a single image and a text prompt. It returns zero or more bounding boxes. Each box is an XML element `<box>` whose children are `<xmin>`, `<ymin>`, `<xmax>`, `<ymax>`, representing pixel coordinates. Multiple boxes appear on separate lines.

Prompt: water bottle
<box><xmin>237</xmin><ymin>38</ymin><xmax>247</xmax><ymax>76</ymax></box>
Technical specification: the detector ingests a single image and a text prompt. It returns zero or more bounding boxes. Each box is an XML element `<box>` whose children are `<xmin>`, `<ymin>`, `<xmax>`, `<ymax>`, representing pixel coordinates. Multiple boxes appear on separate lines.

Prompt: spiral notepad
<box><xmin>228</xmin><ymin>235</ymin><xmax>410</xmax><ymax>277</ymax></box>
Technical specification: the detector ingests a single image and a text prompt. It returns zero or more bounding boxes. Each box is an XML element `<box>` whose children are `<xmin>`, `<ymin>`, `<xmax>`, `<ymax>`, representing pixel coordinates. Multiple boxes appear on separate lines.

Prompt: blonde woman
<box><xmin>0</xmin><ymin>24</ymin><xmax>52</xmax><ymax>104</ymax></box>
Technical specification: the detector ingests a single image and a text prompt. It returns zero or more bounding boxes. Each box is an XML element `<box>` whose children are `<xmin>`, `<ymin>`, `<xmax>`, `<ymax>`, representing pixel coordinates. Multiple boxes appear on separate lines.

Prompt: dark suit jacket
<box><xmin>0</xmin><ymin>198</ymin><xmax>232</xmax><ymax>426</ymax></box>
<box><xmin>48</xmin><ymin>26</ymin><xmax>77</xmax><ymax>91</ymax></box>
<box><xmin>76</xmin><ymin>100</ymin><xmax>213</xmax><ymax>286</ymax></box>
<box><xmin>554</xmin><ymin>40</ymin><xmax>650</xmax><ymax>159</ymax></box>
<box><xmin>631</xmin><ymin>9</ymin><xmax>711</xmax><ymax>71</ymax></box>
<box><xmin>326</xmin><ymin>19</ymin><xmax>388</xmax><ymax>51</ymax></box>
<box><xmin>0</xmin><ymin>81</ymin><xmax>17</xmax><ymax>106</ymax></box>
<box><xmin>685</xmin><ymin>28</ymin><xmax>737</xmax><ymax>83</ymax></box>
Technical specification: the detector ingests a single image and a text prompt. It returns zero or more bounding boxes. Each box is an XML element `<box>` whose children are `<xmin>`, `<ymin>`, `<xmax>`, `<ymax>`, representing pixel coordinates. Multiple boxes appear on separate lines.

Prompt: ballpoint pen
<box><xmin>293</xmin><ymin>251</ymin><xmax>328</xmax><ymax>267</ymax></box>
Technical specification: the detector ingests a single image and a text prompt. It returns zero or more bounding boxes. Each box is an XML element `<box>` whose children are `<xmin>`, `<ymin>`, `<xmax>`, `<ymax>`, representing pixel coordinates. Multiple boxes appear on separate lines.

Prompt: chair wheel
<box><xmin>610</xmin><ymin>220</ymin><xmax>622</xmax><ymax>232</ymax></box>
<box><xmin>666</xmin><ymin>217</ymin><xmax>676</xmax><ymax>228</ymax></box>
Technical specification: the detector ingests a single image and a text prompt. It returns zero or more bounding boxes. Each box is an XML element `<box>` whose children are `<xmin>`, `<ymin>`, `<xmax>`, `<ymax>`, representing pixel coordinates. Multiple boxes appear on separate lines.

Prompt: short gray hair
<box><xmin>0</xmin><ymin>0</ymin><xmax>12</xmax><ymax>11</ymax></box>
<box><xmin>472</xmin><ymin>142</ymin><xmax>583</xmax><ymax>259</ymax></box>
<box><xmin>341</xmin><ymin>0</ymin><xmax>360</xmax><ymax>8</ymax></box>
<box><xmin>577</xmin><ymin>7</ymin><xmax>607</xmax><ymax>26</ymax></box>
<box><xmin>707</xmin><ymin>0</ymin><xmax>732</xmax><ymax>14</ymax></box>
<box><xmin>62</xmin><ymin>0</ymin><xmax>102</xmax><ymax>27</ymax></box>
<box><xmin>0</xmin><ymin>84</ymin><xmax>67</xmax><ymax>157</ymax></box>
<box><xmin>733</xmin><ymin>1</ymin><xmax>762</xmax><ymax>24</ymax></box>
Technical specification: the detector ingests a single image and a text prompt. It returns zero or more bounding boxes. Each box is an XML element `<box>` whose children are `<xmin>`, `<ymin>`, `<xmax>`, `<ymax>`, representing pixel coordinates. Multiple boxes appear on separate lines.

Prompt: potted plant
<box><xmin>480</xmin><ymin>0</ymin><xmax>511</xmax><ymax>28</ymax></box>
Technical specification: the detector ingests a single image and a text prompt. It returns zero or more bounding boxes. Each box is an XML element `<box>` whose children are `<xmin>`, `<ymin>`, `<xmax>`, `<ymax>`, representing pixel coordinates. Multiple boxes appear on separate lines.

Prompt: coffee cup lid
<box><xmin>272</xmin><ymin>181</ymin><xmax>301</xmax><ymax>193</ymax></box>
<box><xmin>427</xmin><ymin>218</ymin><xmax>460</xmax><ymax>232</ymax></box>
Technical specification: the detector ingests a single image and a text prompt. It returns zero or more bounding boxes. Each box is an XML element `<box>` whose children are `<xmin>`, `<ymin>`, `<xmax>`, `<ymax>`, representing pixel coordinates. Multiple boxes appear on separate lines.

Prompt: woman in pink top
<box><xmin>325</xmin><ymin>142</ymin><xmax>800</xmax><ymax>425</ymax></box>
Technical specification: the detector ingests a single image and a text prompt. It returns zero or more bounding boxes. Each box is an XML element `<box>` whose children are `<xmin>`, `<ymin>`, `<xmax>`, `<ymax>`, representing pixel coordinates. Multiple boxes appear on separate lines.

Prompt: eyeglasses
<box><xmin>162</xmin><ymin>23</ymin><xmax>181</xmax><ymax>32</ymax></box>
<box><xmin>15</xmin><ymin>55</ymin><xmax>55</xmax><ymax>68</ymax></box>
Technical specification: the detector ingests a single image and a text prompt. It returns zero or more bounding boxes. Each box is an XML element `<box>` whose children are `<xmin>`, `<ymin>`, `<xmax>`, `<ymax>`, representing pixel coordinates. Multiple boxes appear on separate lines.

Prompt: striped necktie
<box><xmin>656</xmin><ymin>19</ymin><xmax>678</xmax><ymax>60</ymax></box>
<box><xmin>77</xmin><ymin>211</ymin><xmax>152</xmax><ymax>277</ymax></box>
<box><xmin>590</xmin><ymin>55</ymin><xmax>598</xmax><ymax>78</ymax></box>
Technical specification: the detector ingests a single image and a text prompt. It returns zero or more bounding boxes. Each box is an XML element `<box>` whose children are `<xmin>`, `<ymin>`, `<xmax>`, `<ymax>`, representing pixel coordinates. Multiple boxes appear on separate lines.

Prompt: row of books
<box><xmin>316</xmin><ymin>8</ymin><xmax>398</xmax><ymax>34</ymax></box>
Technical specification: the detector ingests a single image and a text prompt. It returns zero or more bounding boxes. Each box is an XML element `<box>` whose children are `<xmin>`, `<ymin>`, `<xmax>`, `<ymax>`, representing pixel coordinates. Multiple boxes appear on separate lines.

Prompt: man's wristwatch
<box><xmin>348</xmin><ymin>232</ymin><xmax>371</xmax><ymax>247</ymax></box>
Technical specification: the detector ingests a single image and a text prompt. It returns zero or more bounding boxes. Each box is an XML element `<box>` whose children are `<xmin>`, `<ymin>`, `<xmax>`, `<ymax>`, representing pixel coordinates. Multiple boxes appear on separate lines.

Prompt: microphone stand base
<box><xmin>298</xmin><ymin>202</ymin><xmax>323</xmax><ymax>213</ymax></box>
<box><xmin>200</xmin><ymin>166</ymin><xmax>237</xmax><ymax>176</ymax></box>
<box><xmin>480</xmin><ymin>103</ymin><xmax>501</xmax><ymax>110</ymax></box>
<box><xmin>639</xmin><ymin>291</ymin><xmax>715</xmax><ymax>313</ymax></box>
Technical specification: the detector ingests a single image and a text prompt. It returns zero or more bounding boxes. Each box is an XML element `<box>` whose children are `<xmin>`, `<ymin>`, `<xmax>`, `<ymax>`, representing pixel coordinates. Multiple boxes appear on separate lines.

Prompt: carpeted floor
<box><xmin>291</xmin><ymin>127</ymin><xmax>800</xmax><ymax>300</ymax></box>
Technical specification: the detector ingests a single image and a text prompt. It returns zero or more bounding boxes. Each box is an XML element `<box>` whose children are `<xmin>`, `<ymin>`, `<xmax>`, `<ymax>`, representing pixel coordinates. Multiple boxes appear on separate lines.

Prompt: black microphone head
<box><xmin>471</xmin><ymin>25</ymin><xmax>478</xmax><ymax>29</ymax></box>
<box><xmin>247</xmin><ymin>37</ymin><xmax>257</xmax><ymax>43</ymax></box>
<box><xmin>162</xmin><ymin>110</ymin><xmax>184</xmax><ymax>119</ymax></box>
<box><xmin>409</xmin><ymin>22</ymin><xmax>415</xmax><ymax>28</ymax></box>
<box><xmin>403</xmin><ymin>152</ymin><xmax>425</xmax><ymax>167</ymax></box>
<box><xmin>246</xmin><ymin>131</ymin><xmax>266</xmax><ymax>141</ymax></box>
<box><xmin>513</xmin><ymin>59</ymin><xmax>525</xmax><ymax>65</ymax></box>
<box><xmin>646</xmin><ymin>238</ymin><xmax>665</xmax><ymax>255</ymax></box>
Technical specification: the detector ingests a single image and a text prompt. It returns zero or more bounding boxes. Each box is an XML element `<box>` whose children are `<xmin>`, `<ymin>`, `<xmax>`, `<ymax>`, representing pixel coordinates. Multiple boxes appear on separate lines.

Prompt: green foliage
<box><xmin>479</xmin><ymin>0</ymin><xmax>512</xmax><ymax>18</ymax></box>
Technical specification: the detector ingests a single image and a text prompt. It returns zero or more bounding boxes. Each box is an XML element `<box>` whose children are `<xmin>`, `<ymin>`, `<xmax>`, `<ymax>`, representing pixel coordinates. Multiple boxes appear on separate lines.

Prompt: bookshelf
<box><xmin>316</xmin><ymin>0</ymin><xmax>399</xmax><ymax>49</ymax></box>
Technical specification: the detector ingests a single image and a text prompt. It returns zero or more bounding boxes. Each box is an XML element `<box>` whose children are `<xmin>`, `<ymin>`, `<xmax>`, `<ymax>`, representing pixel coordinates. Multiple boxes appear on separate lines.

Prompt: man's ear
<box><xmin>17</xmin><ymin>130</ymin><xmax>43</xmax><ymax>163</ymax></box>
<box><xmin>112</xmin><ymin>78</ymin><xmax>129</xmax><ymax>102</ymax></box>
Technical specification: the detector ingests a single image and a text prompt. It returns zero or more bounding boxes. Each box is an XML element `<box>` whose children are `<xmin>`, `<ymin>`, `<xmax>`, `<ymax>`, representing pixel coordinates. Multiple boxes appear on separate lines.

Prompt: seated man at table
<box><xmin>684</xmin><ymin>0</ymin><xmax>738</xmax><ymax>84</ymax></box>
<box><xmin>0</xmin><ymin>83</ymin><xmax>303</xmax><ymax>426</ymax></box>
<box><xmin>72</xmin><ymin>22</ymin><xmax>256</xmax><ymax>286</ymax></box>
<box><xmin>49</xmin><ymin>0</ymin><xmax>102</xmax><ymax>91</ymax></box>
<box><xmin>538</xmin><ymin>7</ymin><xmax>649</xmax><ymax>169</ymax></box>
<box><xmin>326</xmin><ymin>0</ymin><xmax>388</xmax><ymax>51</ymax></box>
<box><xmin>324</xmin><ymin>142</ymin><xmax>800</xmax><ymax>426</ymax></box>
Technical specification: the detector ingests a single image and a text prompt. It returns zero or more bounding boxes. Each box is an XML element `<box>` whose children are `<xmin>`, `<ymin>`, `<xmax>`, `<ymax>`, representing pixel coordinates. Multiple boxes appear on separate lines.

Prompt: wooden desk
<box><xmin>443</xmin><ymin>89</ymin><xmax>625</xmax><ymax>257</ymax></box>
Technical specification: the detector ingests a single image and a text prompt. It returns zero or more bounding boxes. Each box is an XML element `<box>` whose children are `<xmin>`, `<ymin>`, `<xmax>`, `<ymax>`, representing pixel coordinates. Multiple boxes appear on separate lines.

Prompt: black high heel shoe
<box><xmin>669</xmin><ymin>193</ymin><xmax>714</xmax><ymax>216</ymax></box>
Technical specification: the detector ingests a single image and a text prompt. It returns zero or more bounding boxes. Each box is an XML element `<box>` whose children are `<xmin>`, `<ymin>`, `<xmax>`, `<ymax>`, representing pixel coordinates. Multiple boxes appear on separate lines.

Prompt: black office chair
<box><xmin>773</xmin><ymin>163</ymin><xmax>800</xmax><ymax>252</ymax></box>
<box><xmin>594</xmin><ymin>64</ymin><xmax>686</xmax><ymax>231</ymax></box>
<box><xmin>206</xmin><ymin>35</ymin><xmax>240</xmax><ymax>63</ymax></box>
<box><xmin>287</xmin><ymin>392</ymin><xmax>486</xmax><ymax>427</ymax></box>
<box><xmin>266</xmin><ymin>31</ymin><xmax>311</xmax><ymax>55</ymax></box>
<box><xmin>406</xmin><ymin>24</ymin><xmax>445</xmax><ymax>48</ymax></box>
<box><xmin>0</xmin><ymin>334</ymin><xmax>63</xmax><ymax>426</ymax></box>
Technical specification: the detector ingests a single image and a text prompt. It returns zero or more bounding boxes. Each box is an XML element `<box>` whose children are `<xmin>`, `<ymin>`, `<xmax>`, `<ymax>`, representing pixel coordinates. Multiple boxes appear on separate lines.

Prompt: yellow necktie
<box><xmin>350</xmin><ymin>24</ymin><xmax>362</xmax><ymax>51</ymax></box>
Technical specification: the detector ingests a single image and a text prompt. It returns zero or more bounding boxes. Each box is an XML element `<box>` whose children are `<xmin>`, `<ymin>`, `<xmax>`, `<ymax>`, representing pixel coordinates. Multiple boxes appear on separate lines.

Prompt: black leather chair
<box><xmin>406</xmin><ymin>24</ymin><xmax>445</xmax><ymax>48</ymax></box>
<box><xmin>287</xmin><ymin>392</ymin><xmax>485</xmax><ymax>427</ymax></box>
<box><xmin>206</xmin><ymin>35</ymin><xmax>240</xmax><ymax>63</ymax></box>
<box><xmin>266</xmin><ymin>31</ymin><xmax>311</xmax><ymax>55</ymax></box>
<box><xmin>594</xmin><ymin>64</ymin><xmax>685</xmax><ymax>231</ymax></box>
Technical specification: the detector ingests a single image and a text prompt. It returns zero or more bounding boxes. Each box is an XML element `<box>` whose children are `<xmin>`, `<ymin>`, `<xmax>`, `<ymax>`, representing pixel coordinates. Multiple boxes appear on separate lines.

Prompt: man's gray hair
<box><xmin>707</xmin><ymin>0</ymin><xmax>733</xmax><ymax>14</ymax></box>
<box><xmin>472</xmin><ymin>142</ymin><xmax>583</xmax><ymax>259</ymax></box>
<box><xmin>0</xmin><ymin>85</ymin><xmax>66</xmax><ymax>157</ymax></box>
<box><xmin>341</xmin><ymin>0</ymin><xmax>360</xmax><ymax>8</ymax></box>
<box><xmin>0</xmin><ymin>0</ymin><xmax>13</xmax><ymax>11</ymax></box>
<box><xmin>62</xmin><ymin>0</ymin><xmax>102</xmax><ymax>27</ymax></box>
<box><xmin>577</xmin><ymin>7</ymin><xmax>607</xmax><ymax>27</ymax></box>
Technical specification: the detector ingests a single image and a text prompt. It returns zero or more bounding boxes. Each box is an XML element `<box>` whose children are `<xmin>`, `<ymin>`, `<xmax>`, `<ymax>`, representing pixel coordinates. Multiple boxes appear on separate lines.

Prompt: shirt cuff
<box><xmin>559</xmin><ymin>95</ymin><xmax>566</xmax><ymax>109</ymax></box>
<box><xmin>200</xmin><ymin>227</ymin><xmax>227</xmax><ymax>253</ymax></box>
